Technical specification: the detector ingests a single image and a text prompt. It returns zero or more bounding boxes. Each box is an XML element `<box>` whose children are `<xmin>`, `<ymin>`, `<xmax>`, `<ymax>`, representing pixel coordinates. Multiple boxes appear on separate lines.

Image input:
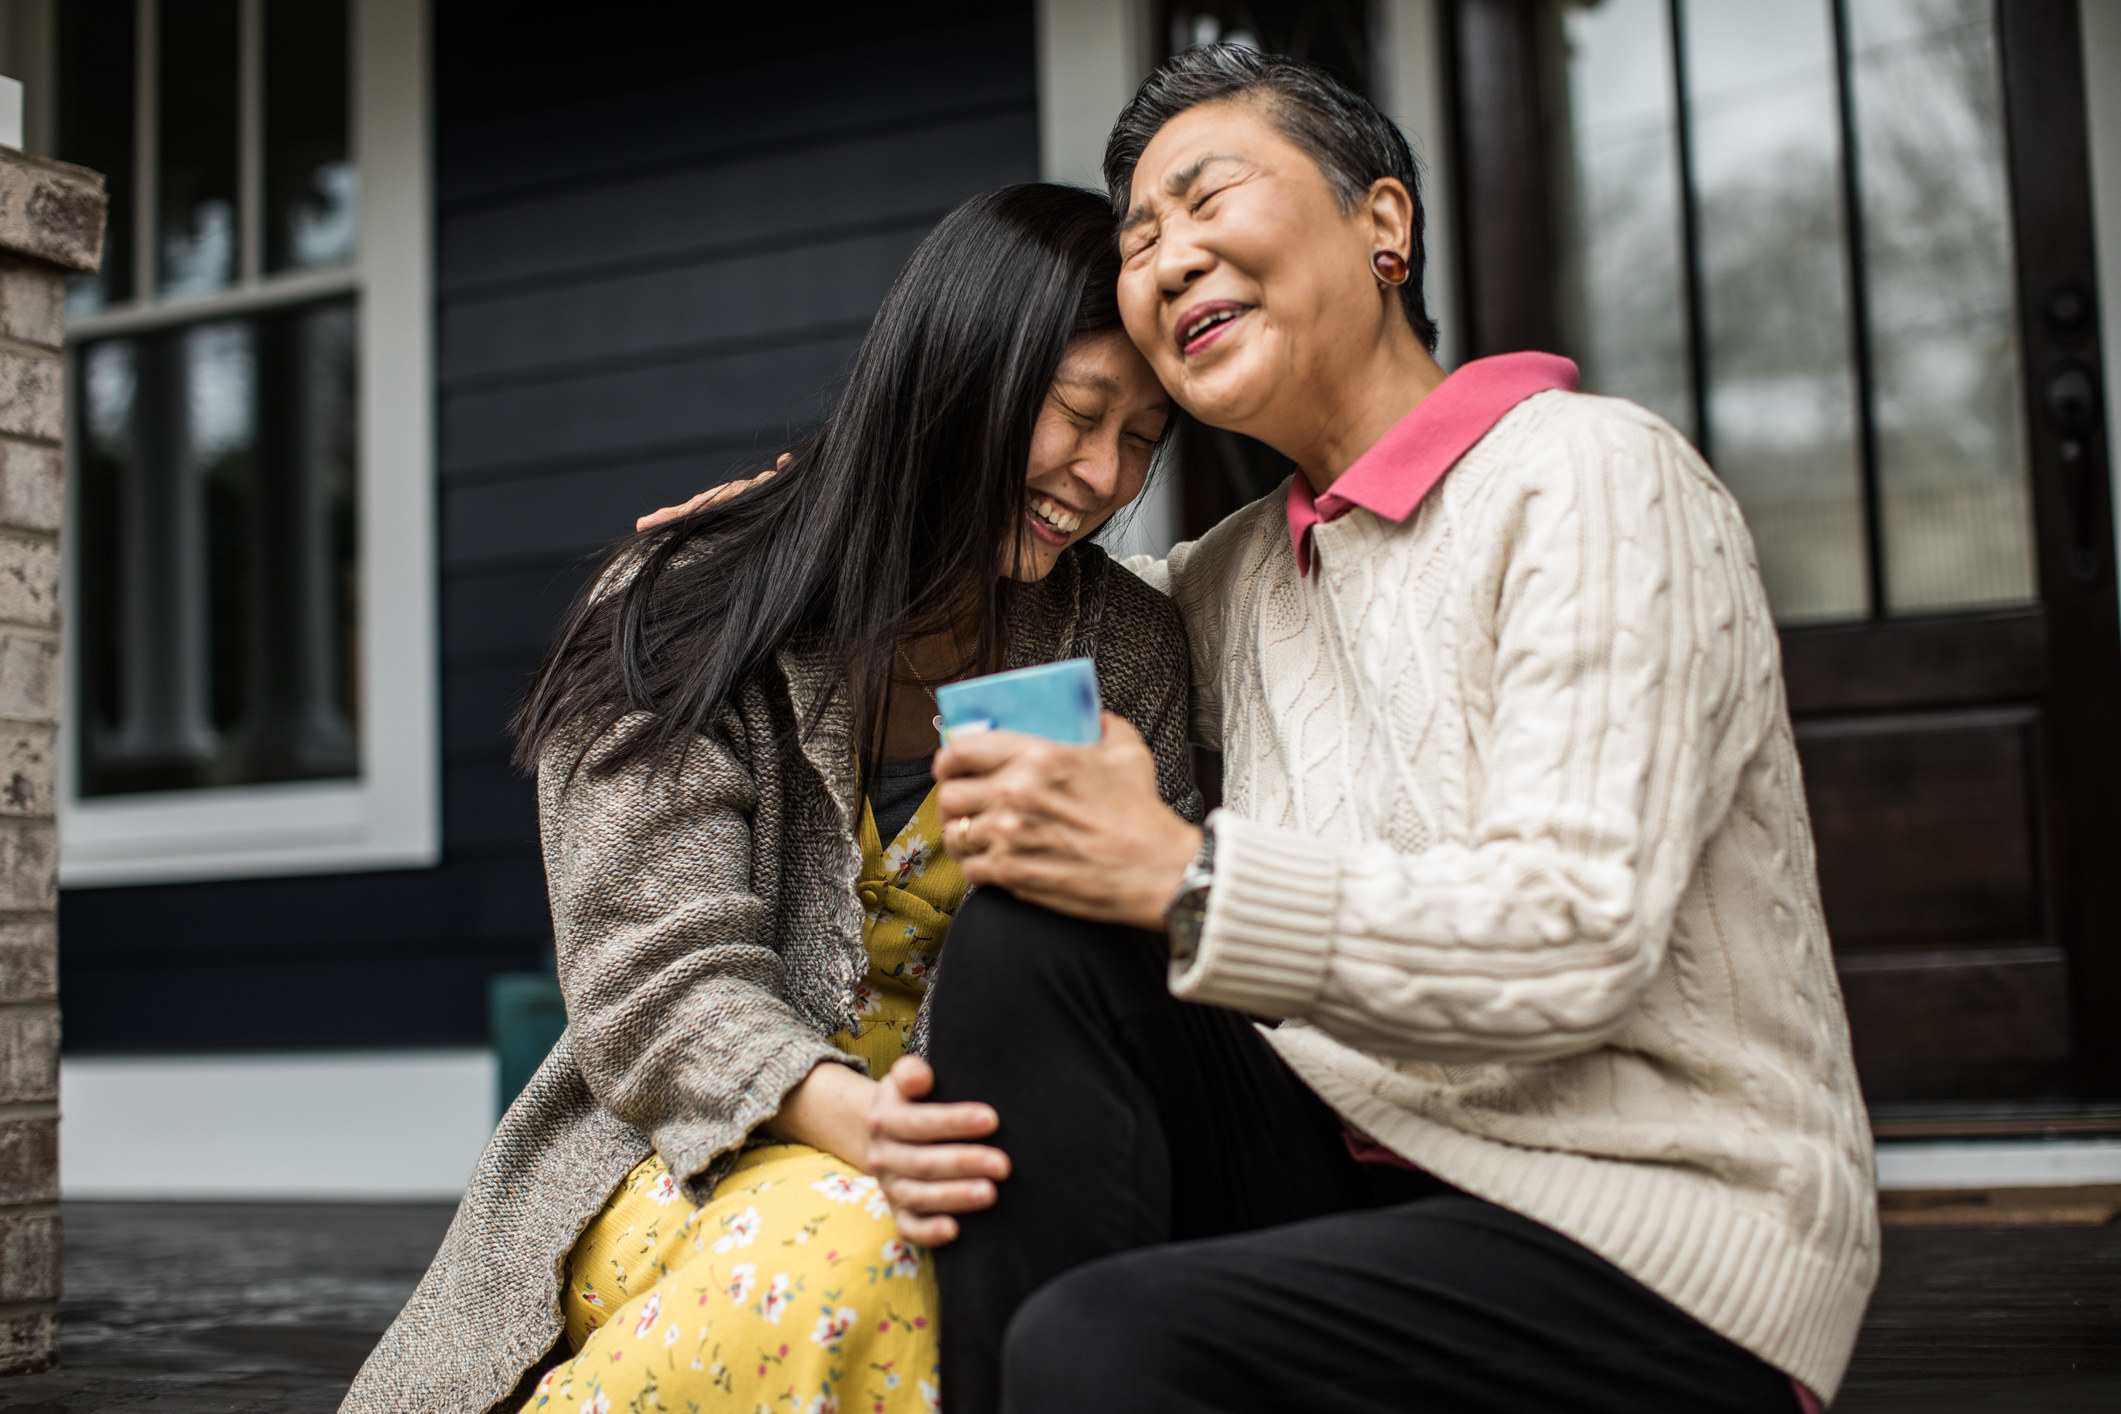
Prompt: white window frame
<box><xmin>57</xmin><ymin>0</ymin><xmax>436</xmax><ymax>886</ymax></box>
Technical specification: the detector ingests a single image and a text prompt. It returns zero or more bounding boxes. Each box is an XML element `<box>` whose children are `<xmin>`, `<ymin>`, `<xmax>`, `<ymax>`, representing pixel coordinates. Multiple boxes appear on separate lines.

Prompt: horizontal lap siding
<box><xmin>59</xmin><ymin>6</ymin><xmax>1038</xmax><ymax>1052</ymax></box>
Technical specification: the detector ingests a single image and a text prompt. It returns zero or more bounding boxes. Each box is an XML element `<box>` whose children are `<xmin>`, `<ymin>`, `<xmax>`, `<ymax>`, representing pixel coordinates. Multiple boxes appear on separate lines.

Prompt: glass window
<box><xmin>265</xmin><ymin>0</ymin><xmax>355</xmax><ymax>273</ymax></box>
<box><xmin>57</xmin><ymin>0</ymin><xmax>136</xmax><ymax>316</ymax></box>
<box><xmin>62</xmin><ymin>0</ymin><xmax>361</xmax><ymax>800</ymax></box>
<box><xmin>77</xmin><ymin>305</ymin><xmax>358</xmax><ymax>797</ymax></box>
<box><xmin>1547</xmin><ymin>0</ymin><xmax>2032</xmax><ymax>625</ymax></box>
<box><xmin>157</xmin><ymin>0</ymin><xmax>242</xmax><ymax>296</ymax></box>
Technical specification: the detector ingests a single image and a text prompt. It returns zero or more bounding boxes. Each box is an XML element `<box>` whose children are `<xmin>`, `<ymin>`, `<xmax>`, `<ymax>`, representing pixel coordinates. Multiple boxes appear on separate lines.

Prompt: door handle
<box><xmin>2044</xmin><ymin>361</ymin><xmax>2103</xmax><ymax>584</ymax></box>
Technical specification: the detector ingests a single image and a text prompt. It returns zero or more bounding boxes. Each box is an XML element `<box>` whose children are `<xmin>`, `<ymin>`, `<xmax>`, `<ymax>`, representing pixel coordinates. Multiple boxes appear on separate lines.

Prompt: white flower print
<box><xmin>811</xmin><ymin>1173</ymin><xmax>873</xmax><ymax>1204</ymax></box>
<box><xmin>810</xmin><ymin>1304</ymin><xmax>858</xmax><ymax>1347</ymax></box>
<box><xmin>761</xmin><ymin>1272</ymin><xmax>794</xmax><ymax>1324</ymax></box>
<box><xmin>904</xmin><ymin>947</ymin><xmax>935</xmax><ymax>982</ymax></box>
<box><xmin>800</xmin><ymin>1392</ymin><xmax>839</xmax><ymax>1414</ymax></box>
<box><xmin>578</xmin><ymin>1389</ymin><xmax>611</xmax><ymax>1414</ymax></box>
<box><xmin>632</xmin><ymin>1292</ymin><xmax>662</xmax><ymax>1338</ymax></box>
<box><xmin>663</xmin><ymin>1323</ymin><xmax>681</xmax><ymax>1348</ymax></box>
<box><xmin>877</xmin><ymin>1239</ymin><xmax>921</xmax><ymax>1281</ymax></box>
<box><xmin>711</xmin><ymin>1205</ymin><xmax>762</xmax><ymax>1252</ymax></box>
<box><xmin>648</xmin><ymin>1171</ymin><xmax>680</xmax><ymax>1206</ymax></box>
<box><xmin>725</xmin><ymin>1262</ymin><xmax>756</xmax><ymax>1303</ymax></box>
<box><xmin>853</xmin><ymin>982</ymin><xmax>884</xmax><ymax>1018</ymax></box>
<box><xmin>883</xmin><ymin>833</ymin><xmax>930</xmax><ymax>885</ymax></box>
<box><xmin>919</xmin><ymin>1378</ymin><xmax>942</xmax><ymax>1412</ymax></box>
<box><xmin>576</xmin><ymin>1283</ymin><xmax>603</xmax><ymax>1309</ymax></box>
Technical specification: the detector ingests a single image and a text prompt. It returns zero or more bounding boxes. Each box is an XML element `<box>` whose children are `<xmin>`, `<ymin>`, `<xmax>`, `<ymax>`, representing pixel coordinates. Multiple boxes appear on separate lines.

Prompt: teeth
<box><xmin>1184</xmin><ymin>309</ymin><xmax>1237</xmax><ymax>343</ymax></box>
<box><xmin>1030</xmin><ymin>494</ymin><xmax>1082</xmax><ymax>534</ymax></box>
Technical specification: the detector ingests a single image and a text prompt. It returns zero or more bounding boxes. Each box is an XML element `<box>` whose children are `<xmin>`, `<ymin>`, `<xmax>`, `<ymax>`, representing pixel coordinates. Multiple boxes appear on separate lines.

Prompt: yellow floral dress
<box><xmin>522</xmin><ymin>774</ymin><xmax>965</xmax><ymax>1414</ymax></box>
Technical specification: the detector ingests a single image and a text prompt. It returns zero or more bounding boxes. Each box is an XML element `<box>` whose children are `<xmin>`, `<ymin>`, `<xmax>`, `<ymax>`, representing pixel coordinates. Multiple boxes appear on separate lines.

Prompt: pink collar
<box><xmin>1286</xmin><ymin>352</ymin><xmax>1579</xmax><ymax>574</ymax></box>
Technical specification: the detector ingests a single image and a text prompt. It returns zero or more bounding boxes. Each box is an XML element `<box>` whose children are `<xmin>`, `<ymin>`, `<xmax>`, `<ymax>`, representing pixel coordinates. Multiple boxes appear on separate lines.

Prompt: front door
<box><xmin>1456</xmin><ymin>0</ymin><xmax>2120</xmax><ymax>1127</ymax></box>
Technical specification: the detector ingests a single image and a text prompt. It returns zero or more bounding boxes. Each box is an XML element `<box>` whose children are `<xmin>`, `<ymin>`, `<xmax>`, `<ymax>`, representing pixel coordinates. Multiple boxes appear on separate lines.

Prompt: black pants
<box><xmin>924</xmin><ymin>889</ymin><xmax>1802</xmax><ymax>1414</ymax></box>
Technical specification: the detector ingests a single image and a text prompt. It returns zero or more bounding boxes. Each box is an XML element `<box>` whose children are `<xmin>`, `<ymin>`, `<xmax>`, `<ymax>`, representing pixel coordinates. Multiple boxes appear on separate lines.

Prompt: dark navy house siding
<box><xmin>59</xmin><ymin>2</ymin><xmax>1039</xmax><ymax>1053</ymax></box>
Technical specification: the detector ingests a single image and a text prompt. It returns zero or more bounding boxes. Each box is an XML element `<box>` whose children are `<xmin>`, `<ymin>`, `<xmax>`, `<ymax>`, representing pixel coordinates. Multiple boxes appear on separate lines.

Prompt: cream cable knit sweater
<box><xmin>1129</xmin><ymin>390</ymin><xmax>1877</xmax><ymax>1399</ymax></box>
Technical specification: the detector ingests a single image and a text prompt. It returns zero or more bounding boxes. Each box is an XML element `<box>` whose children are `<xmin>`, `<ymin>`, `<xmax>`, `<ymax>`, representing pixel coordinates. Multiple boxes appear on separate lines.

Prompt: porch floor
<box><xmin>0</xmin><ymin>1202</ymin><xmax>2114</xmax><ymax>1411</ymax></box>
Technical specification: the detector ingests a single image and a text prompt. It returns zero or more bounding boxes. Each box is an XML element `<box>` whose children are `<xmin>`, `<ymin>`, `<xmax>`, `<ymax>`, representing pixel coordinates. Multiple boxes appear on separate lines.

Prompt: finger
<box><xmin>1099</xmin><ymin>711</ymin><xmax>1146</xmax><ymax>749</ymax></box>
<box><xmin>634</xmin><ymin>488</ymin><xmax>713</xmax><ymax>531</ymax></box>
<box><xmin>882</xmin><ymin>1054</ymin><xmax>934</xmax><ymax>1100</ymax></box>
<box><xmin>866</xmin><ymin>1139</ymin><xmax>1010</xmax><ymax>1183</ymax></box>
<box><xmin>882</xmin><ymin>1175</ymin><xmax>999</xmax><ymax>1215</ymax></box>
<box><xmin>872</xmin><ymin>1098</ymin><xmax>999</xmax><ymax>1143</ymax></box>
<box><xmin>775</xmin><ymin>452</ymin><xmax>793</xmax><ymax>470</ymax></box>
<box><xmin>933</xmin><ymin>730</ymin><xmax>1049</xmax><ymax>783</ymax></box>
<box><xmin>896</xmin><ymin>1210</ymin><xmax>959</xmax><ymax>1246</ymax></box>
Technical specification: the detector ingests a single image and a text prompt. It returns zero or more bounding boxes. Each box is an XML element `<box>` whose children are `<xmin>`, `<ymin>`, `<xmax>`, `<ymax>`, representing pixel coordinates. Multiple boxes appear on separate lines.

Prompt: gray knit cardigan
<box><xmin>341</xmin><ymin>544</ymin><xmax>1201</xmax><ymax>1414</ymax></box>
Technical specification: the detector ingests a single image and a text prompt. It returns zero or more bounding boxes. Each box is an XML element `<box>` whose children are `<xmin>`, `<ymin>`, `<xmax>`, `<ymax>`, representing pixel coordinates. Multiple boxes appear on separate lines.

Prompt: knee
<box><xmin>931</xmin><ymin>889</ymin><xmax>1135</xmax><ymax>1021</ymax></box>
<box><xmin>999</xmin><ymin>1256</ymin><xmax>1194</xmax><ymax>1411</ymax></box>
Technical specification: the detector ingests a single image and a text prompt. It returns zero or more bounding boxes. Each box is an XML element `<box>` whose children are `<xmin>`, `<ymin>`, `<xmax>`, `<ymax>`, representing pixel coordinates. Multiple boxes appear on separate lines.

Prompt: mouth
<box><xmin>1175</xmin><ymin>300</ymin><xmax>1249</xmax><ymax>358</ymax></box>
<box><xmin>1026</xmin><ymin>491</ymin><xmax>1086</xmax><ymax>547</ymax></box>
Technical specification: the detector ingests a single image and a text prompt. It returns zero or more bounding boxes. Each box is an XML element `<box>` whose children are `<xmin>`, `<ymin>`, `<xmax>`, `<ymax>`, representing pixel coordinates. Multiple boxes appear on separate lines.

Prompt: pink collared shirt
<box><xmin>1286</xmin><ymin>352</ymin><xmax>1581</xmax><ymax>575</ymax></box>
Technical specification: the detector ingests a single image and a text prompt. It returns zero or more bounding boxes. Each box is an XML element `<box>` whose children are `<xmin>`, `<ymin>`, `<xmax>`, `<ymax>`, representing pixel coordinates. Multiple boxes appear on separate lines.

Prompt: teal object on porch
<box><xmin>489</xmin><ymin>963</ymin><xmax>566</xmax><ymax>1116</ymax></box>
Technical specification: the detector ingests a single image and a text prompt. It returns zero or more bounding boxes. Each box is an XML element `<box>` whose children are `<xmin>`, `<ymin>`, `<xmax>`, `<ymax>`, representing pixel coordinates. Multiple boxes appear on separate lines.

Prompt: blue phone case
<box><xmin>933</xmin><ymin>658</ymin><xmax>1102</xmax><ymax>746</ymax></box>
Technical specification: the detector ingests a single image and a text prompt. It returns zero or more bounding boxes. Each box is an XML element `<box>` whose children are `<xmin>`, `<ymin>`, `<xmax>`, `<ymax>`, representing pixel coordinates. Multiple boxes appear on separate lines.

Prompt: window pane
<box><xmin>157</xmin><ymin>0</ymin><xmax>241</xmax><ymax>296</ymax></box>
<box><xmin>1849</xmin><ymin>0</ymin><xmax>2033</xmax><ymax>613</ymax></box>
<box><xmin>57</xmin><ymin>0</ymin><xmax>137</xmax><ymax>314</ymax></box>
<box><xmin>1682</xmin><ymin>0</ymin><xmax>1868</xmax><ymax>623</ymax></box>
<box><xmin>265</xmin><ymin>0</ymin><xmax>355</xmax><ymax>272</ymax></box>
<box><xmin>77</xmin><ymin>301</ymin><xmax>359</xmax><ymax>797</ymax></box>
<box><xmin>1552</xmin><ymin>0</ymin><xmax>1694</xmax><ymax>440</ymax></box>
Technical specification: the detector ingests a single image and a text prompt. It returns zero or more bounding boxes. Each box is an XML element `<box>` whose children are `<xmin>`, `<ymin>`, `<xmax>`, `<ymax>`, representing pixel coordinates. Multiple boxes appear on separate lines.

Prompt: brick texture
<box><xmin>0</xmin><ymin>1308</ymin><xmax>56</xmax><ymax>1375</ymax></box>
<box><xmin>0</xmin><ymin>442</ymin><xmax>59</xmax><ymax>535</ymax></box>
<box><xmin>0</xmin><ymin>1209</ymin><xmax>58</xmax><ymax>1303</ymax></box>
<box><xmin>0</xmin><ymin>632</ymin><xmax>56</xmax><ymax>723</ymax></box>
<box><xmin>0</xmin><ymin>536</ymin><xmax>57</xmax><ymax>632</ymax></box>
<box><xmin>0</xmin><ymin>1119</ymin><xmax>56</xmax><ymax>1206</ymax></box>
<box><xmin>0</xmin><ymin>918</ymin><xmax>54</xmax><ymax>1004</ymax></box>
<box><xmin>0</xmin><ymin>1008</ymin><xmax>57</xmax><ymax>1103</ymax></box>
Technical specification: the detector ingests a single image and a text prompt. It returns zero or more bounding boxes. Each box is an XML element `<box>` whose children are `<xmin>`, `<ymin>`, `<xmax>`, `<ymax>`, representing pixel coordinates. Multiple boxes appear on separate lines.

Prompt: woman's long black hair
<box><xmin>513</xmin><ymin>183</ymin><xmax>1128</xmax><ymax>779</ymax></box>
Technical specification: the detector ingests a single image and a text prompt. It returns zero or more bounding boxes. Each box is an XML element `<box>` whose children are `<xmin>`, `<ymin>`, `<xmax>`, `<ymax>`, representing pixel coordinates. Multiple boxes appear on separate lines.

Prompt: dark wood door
<box><xmin>1455</xmin><ymin>0</ymin><xmax>2121</xmax><ymax>1127</ymax></box>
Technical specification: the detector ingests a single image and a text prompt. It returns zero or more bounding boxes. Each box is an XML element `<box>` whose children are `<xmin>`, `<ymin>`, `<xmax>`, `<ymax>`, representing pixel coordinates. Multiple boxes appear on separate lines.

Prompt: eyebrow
<box><xmin>1119</xmin><ymin>153</ymin><xmax>1245</xmax><ymax>234</ymax></box>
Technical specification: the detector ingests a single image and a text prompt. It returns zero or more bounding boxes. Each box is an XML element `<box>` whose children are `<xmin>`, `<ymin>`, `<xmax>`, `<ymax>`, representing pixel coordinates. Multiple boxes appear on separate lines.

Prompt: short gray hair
<box><xmin>1102</xmin><ymin>44</ymin><xmax>1439</xmax><ymax>352</ymax></box>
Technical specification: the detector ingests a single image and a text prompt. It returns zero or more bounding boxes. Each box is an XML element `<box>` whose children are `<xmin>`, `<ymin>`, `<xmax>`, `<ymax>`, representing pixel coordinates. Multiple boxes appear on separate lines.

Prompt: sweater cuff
<box><xmin>1169</xmin><ymin>809</ymin><xmax>1338</xmax><ymax>1018</ymax></box>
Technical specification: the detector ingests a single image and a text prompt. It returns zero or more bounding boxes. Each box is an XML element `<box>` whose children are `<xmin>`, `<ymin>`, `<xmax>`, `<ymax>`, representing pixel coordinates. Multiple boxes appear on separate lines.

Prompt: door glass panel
<box><xmin>76</xmin><ymin>300</ymin><xmax>360</xmax><ymax>797</ymax></box>
<box><xmin>1680</xmin><ymin>0</ymin><xmax>1867</xmax><ymax>623</ymax></box>
<box><xmin>1848</xmin><ymin>0</ymin><xmax>2033</xmax><ymax>613</ymax></box>
<box><xmin>157</xmin><ymin>0</ymin><xmax>242</xmax><ymax>295</ymax></box>
<box><xmin>1553</xmin><ymin>0</ymin><xmax>1693</xmax><ymax>440</ymax></box>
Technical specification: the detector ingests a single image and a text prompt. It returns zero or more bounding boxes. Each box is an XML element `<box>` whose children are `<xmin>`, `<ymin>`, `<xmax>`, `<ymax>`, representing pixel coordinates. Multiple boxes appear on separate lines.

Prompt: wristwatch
<box><xmin>1163</xmin><ymin>821</ymin><xmax>1218</xmax><ymax>964</ymax></box>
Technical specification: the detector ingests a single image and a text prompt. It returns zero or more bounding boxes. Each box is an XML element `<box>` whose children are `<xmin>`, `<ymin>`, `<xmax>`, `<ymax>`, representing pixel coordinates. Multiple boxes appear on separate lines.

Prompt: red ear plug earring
<box><xmin>1372</xmin><ymin>250</ymin><xmax>1410</xmax><ymax>286</ymax></box>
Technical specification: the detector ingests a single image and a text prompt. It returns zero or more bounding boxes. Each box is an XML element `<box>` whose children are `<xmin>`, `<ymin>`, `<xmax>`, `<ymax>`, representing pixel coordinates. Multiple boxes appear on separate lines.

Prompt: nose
<box><xmin>1069</xmin><ymin>427</ymin><xmax>1125</xmax><ymax>504</ymax></box>
<box><xmin>1153</xmin><ymin>220</ymin><xmax>1211</xmax><ymax>294</ymax></box>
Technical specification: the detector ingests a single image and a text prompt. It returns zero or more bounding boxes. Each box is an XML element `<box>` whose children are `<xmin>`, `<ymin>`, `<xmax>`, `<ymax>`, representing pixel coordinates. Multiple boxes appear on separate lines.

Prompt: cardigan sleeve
<box><xmin>1092</xmin><ymin>562</ymin><xmax>1206</xmax><ymax>824</ymax></box>
<box><xmin>1169</xmin><ymin>412</ymin><xmax>1766</xmax><ymax>1065</ymax></box>
<box><xmin>540</xmin><ymin>717</ymin><xmax>855</xmax><ymax>1193</ymax></box>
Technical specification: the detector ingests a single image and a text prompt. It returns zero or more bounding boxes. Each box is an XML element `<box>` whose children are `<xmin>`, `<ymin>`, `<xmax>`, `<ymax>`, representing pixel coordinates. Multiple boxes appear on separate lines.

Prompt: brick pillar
<box><xmin>0</xmin><ymin>148</ymin><xmax>104</xmax><ymax>1378</ymax></box>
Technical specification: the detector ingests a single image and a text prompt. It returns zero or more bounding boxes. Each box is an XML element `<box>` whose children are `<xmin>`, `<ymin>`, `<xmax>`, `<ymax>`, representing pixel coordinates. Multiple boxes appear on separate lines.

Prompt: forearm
<box><xmin>762</xmin><ymin>1058</ymin><xmax>880</xmax><ymax>1170</ymax></box>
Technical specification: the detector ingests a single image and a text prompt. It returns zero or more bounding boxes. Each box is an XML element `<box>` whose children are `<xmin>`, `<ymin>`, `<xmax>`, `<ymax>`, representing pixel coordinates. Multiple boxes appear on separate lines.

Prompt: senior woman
<box><xmin>885</xmin><ymin>45</ymin><xmax>1880</xmax><ymax>1414</ymax></box>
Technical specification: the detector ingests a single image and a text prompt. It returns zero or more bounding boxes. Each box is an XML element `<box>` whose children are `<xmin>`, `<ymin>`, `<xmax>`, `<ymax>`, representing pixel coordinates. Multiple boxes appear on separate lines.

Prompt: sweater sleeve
<box><xmin>1169</xmin><ymin>414</ymin><xmax>1758</xmax><ymax>1065</ymax></box>
<box><xmin>541</xmin><ymin>719</ymin><xmax>855</xmax><ymax>1192</ymax></box>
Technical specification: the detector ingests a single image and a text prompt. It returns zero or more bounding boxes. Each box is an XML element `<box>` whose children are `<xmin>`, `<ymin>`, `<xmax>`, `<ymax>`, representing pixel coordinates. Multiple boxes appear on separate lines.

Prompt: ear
<box><xmin>1363</xmin><ymin>176</ymin><xmax>1416</xmax><ymax>264</ymax></box>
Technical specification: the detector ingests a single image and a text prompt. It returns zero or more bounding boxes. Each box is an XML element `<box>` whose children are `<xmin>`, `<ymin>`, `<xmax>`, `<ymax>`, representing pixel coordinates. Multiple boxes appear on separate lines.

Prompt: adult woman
<box><xmin>340</xmin><ymin>183</ymin><xmax>1199</xmax><ymax>1414</ymax></box>
<box><xmin>909</xmin><ymin>46</ymin><xmax>1875</xmax><ymax>1414</ymax></box>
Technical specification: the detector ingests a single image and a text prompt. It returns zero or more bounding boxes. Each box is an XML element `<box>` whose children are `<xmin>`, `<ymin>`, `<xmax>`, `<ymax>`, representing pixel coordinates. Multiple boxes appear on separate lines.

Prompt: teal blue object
<box><xmin>934</xmin><ymin>657</ymin><xmax>1102</xmax><ymax>745</ymax></box>
<box><xmin>489</xmin><ymin>966</ymin><xmax>567</xmax><ymax>1117</ymax></box>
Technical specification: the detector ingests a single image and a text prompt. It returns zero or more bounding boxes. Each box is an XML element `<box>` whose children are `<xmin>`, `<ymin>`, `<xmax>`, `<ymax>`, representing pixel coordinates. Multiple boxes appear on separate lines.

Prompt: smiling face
<box><xmin>1009</xmin><ymin>328</ymin><xmax>1171</xmax><ymax>582</ymax></box>
<box><xmin>1116</xmin><ymin>98</ymin><xmax>1413</xmax><ymax>457</ymax></box>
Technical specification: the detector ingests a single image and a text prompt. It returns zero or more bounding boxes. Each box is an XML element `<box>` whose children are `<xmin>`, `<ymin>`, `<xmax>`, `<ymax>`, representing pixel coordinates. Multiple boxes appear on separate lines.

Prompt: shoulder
<box><xmin>1465</xmin><ymin>390</ymin><xmax>1733</xmax><ymax>515</ymax></box>
<box><xmin>1056</xmin><ymin>543</ymin><xmax>1192</xmax><ymax>679</ymax></box>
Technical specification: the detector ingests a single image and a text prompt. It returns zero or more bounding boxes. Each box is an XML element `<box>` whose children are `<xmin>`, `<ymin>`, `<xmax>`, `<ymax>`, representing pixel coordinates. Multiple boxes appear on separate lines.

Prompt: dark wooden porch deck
<box><xmin>0</xmin><ymin>1202</ymin><xmax>2114</xmax><ymax>1411</ymax></box>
